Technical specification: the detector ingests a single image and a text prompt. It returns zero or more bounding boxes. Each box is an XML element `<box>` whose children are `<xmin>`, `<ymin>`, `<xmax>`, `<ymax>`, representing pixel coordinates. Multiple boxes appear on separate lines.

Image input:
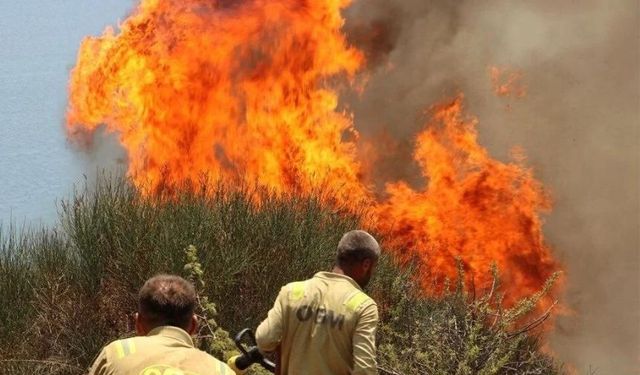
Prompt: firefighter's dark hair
<box><xmin>138</xmin><ymin>274</ymin><xmax>196</xmax><ymax>330</ymax></box>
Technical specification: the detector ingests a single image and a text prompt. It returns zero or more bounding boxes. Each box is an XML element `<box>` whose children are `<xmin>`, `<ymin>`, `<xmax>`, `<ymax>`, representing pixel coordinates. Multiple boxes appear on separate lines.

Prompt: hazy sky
<box><xmin>0</xmin><ymin>0</ymin><xmax>131</xmax><ymax>224</ymax></box>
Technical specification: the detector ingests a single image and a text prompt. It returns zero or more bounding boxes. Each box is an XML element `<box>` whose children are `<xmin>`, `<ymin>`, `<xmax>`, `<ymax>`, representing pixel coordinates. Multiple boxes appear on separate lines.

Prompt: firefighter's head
<box><xmin>135</xmin><ymin>274</ymin><xmax>198</xmax><ymax>335</ymax></box>
<box><xmin>336</xmin><ymin>230</ymin><xmax>381</xmax><ymax>288</ymax></box>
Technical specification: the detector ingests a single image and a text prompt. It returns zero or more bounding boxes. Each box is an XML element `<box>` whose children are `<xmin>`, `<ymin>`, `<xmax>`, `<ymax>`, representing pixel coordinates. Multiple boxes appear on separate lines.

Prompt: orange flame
<box><xmin>67</xmin><ymin>0</ymin><xmax>561</xmax><ymax>308</ymax></box>
<box><xmin>374</xmin><ymin>96</ymin><xmax>558</xmax><ymax>306</ymax></box>
<box><xmin>67</xmin><ymin>0</ymin><xmax>368</xmax><ymax>206</ymax></box>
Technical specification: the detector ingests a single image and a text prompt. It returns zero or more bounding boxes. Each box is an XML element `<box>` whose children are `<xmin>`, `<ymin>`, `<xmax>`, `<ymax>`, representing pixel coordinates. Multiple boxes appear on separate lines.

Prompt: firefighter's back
<box><xmin>93</xmin><ymin>326</ymin><xmax>232</xmax><ymax>375</ymax></box>
<box><xmin>279</xmin><ymin>271</ymin><xmax>376</xmax><ymax>375</ymax></box>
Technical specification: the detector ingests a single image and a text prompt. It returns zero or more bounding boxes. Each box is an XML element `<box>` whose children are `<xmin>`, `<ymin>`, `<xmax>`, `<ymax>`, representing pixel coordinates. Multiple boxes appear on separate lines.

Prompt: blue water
<box><xmin>0</xmin><ymin>1</ymin><xmax>132</xmax><ymax>225</ymax></box>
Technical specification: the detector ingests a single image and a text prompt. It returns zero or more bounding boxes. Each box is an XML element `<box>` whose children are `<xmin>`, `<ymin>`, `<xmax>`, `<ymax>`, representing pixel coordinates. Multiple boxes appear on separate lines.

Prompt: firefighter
<box><xmin>88</xmin><ymin>274</ymin><xmax>234</xmax><ymax>375</ymax></box>
<box><xmin>255</xmin><ymin>230</ymin><xmax>381</xmax><ymax>375</ymax></box>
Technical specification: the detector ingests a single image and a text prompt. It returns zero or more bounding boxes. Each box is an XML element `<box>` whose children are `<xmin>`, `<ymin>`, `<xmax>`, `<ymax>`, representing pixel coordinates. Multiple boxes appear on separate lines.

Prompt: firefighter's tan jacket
<box><xmin>88</xmin><ymin>326</ymin><xmax>234</xmax><ymax>375</ymax></box>
<box><xmin>256</xmin><ymin>272</ymin><xmax>378</xmax><ymax>375</ymax></box>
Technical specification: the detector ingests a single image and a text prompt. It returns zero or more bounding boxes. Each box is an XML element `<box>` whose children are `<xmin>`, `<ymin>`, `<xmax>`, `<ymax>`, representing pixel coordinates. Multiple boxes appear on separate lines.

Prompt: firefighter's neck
<box><xmin>135</xmin><ymin>313</ymin><xmax>198</xmax><ymax>336</ymax></box>
<box><xmin>333</xmin><ymin>265</ymin><xmax>364</xmax><ymax>288</ymax></box>
<box><xmin>332</xmin><ymin>265</ymin><xmax>347</xmax><ymax>276</ymax></box>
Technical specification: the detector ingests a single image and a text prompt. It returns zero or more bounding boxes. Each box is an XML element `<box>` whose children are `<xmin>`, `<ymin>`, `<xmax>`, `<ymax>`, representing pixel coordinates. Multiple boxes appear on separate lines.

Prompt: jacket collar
<box><xmin>314</xmin><ymin>271</ymin><xmax>363</xmax><ymax>291</ymax></box>
<box><xmin>147</xmin><ymin>326</ymin><xmax>195</xmax><ymax>347</ymax></box>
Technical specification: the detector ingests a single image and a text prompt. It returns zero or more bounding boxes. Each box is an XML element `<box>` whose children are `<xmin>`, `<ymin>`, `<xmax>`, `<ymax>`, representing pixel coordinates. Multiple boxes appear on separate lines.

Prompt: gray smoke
<box><xmin>342</xmin><ymin>0</ymin><xmax>640</xmax><ymax>373</ymax></box>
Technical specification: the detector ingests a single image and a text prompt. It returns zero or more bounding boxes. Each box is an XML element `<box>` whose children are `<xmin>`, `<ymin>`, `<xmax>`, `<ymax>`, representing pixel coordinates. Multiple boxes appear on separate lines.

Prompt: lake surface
<box><xmin>0</xmin><ymin>0</ymin><xmax>132</xmax><ymax>225</ymax></box>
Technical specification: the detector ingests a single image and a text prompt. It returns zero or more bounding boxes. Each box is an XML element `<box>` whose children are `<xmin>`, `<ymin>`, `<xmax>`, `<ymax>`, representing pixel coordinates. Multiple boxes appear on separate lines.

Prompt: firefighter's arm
<box><xmin>255</xmin><ymin>286</ymin><xmax>287</xmax><ymax>352</ymax></box>
<box><xmin>352</xmin><ymin>303</ymin><xmax>379</xmax><ymax>375</ymax></box>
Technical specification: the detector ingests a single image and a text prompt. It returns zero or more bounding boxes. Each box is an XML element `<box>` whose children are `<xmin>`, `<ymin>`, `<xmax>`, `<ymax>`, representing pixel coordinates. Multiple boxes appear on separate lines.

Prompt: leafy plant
<box><xmin>0</xmin><ymin>175</ymin><xmax>563</xmax><ymax>375</ymax></box>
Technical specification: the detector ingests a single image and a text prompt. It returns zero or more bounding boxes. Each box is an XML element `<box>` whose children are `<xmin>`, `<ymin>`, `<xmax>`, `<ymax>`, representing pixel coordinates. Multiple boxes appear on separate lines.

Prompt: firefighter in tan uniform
<box><xmin>256</xmin><ymin>230</ymin><xmax>381</xmax><ymax>375</ymax></box>
<box><xmin>89</xmin><ymin>275</ymin><xmax>233</xmax><ymax>375</ymax></box>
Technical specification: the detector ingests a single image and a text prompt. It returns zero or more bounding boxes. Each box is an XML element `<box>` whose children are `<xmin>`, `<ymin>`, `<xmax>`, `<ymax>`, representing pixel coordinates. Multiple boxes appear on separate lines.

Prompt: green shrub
<box><xmin>372</xmin><ymin>263</ymin><xmax>562</xmax><ymax>374</ymax></box>
<box><xmin>0</xmin><ymin>175</ymin><xmax>562</xmax><ymax>374</ymax></box>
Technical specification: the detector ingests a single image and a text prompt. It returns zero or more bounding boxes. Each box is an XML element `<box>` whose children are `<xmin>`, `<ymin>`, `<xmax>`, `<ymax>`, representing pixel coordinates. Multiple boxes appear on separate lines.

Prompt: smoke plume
<box><xmin>343</xmin><ymin>0</ymin><xmax>639</xmax><ymax>372</ymax></box>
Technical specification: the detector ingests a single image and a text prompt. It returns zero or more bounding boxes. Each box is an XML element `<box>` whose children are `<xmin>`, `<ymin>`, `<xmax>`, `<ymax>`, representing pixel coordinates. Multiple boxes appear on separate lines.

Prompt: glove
<box><xmin>228</xmin><ymin>347</ymin><xmax>263</xmax><ymax>374</ymax></box>
<box><xmin>227</xmin><ymin>354</ymin><xmax>247</xmax><ymax>374</ymax></box>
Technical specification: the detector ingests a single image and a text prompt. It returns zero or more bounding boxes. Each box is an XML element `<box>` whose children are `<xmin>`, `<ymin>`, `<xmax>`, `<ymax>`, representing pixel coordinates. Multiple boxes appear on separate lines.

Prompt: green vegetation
<box><xmin>0</xmin><ymin>176</ymin><xmax>563</xmax><ymax>374</ymax></box>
